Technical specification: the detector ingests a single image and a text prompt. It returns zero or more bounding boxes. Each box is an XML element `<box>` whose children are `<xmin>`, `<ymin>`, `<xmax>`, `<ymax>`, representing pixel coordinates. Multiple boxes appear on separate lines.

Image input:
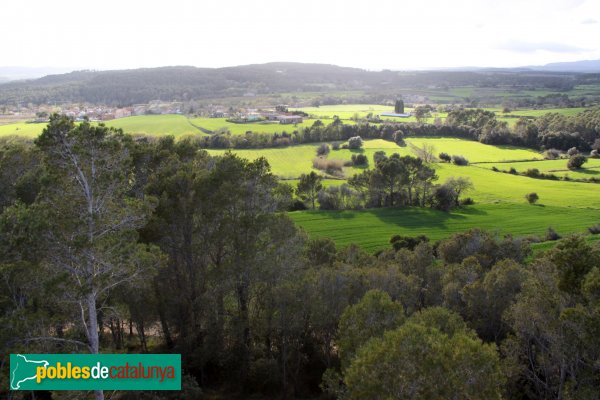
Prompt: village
<box><xmin>0</xmin><ymin>101</ymin><xmax>314</xmax><ymax>126</ymax></box>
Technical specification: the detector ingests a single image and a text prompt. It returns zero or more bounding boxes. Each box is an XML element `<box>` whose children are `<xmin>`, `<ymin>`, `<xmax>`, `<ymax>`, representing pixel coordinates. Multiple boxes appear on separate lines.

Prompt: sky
<box><xmin>2</xmin><ymin>0</ymin><xmax>600</xmax><ymax>71</ymax></box>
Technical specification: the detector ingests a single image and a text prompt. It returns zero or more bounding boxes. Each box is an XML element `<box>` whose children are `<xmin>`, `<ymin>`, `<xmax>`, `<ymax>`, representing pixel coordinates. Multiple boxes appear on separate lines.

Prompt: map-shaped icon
<box><xmin>11</xmin><ymin>354</ymin><xmax>49</xmax><ymax>390</ymax></box>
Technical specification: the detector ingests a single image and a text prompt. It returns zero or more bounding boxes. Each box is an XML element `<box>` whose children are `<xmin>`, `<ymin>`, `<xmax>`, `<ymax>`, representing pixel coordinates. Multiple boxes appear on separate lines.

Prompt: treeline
<box><xmin>187</xmin><ymin>107</ymin><xmax>600</xmax><ymax>154</ymax></box>
<box><xmin>0</xmin><ymin>63</ymin><xmax>590</xmax><ymax>106</ymax></box>
<box><xmin>1</xmin><ymin>117</ymin><xmax>599</xmax><ymax>399</ymax></box>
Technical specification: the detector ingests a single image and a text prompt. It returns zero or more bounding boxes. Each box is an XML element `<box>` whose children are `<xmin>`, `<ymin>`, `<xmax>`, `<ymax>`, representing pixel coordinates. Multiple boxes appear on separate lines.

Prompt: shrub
<box><xmin>312</xmin><ymin>157</ymin><xmax>344</xmax><ymax>175</ymax></box>
<box><xmin>332</xmin><ymin>142</ymin><xmax>341</xmax><ymax>150</ymax></box>
<box><xmin>438</xmin><ymin>152</ymin><xmax>451</xmax><ymax>162</ymax></box>
<box><xmin>525</xmin><ymin>192</ymin><xmax>539</xmax><ymax>204</ymax></box>
<box><xmin>491</xmin><ymin>166</ymin><xmax>499</xmax><ymax>171</ymax></box>
<box><xmin>567</xmin><ymin>147</ymin><xmax>579</xmax><ymax>156</ymax></box>
<box><xmin>588</xmin><ymin>223</ymin><xmax>600</xmax><ymax>234</ymax></box>
<box><xmin>373</xmin><ymin>151</ymin><xmax>387</xmax><ymax>165</ymax></box>
<box><xmin>351</xmin><ymin>154</ymin><xmax>368</xmax><ymax>166</ymax></box>
<box><xmin>509</xmin><ymin>167</ymin><xmax>517</xmax><ymax>174</ymax></box>
<box><xmin>544</xmin><ymin>149</ymin><xmax>561</xmax><ymax>160</ymax></box>
<box><xmin>316</xmin><ymin>143</ymin><xmax>330</xmax><ymax>156</ymax></box>
<box><xmin>393</xmin><ymin>130</ymin><xmax>405</xmax><ymax>146</ymax></box>
<box><xmin>451</xmin><ymin>155</ymin><xmax>469</xmax><ymax>166</ymax></box>
<box><xmin>460</xmin><ymin>197</ymin><xmax>475</xmax><ymax>205</ymax></box>
<box><xmin>348</xmin><ymin>136</ymin><xmax>363</xmax><ymax>149</ymax></box>
<box><xmin>525</xmin><ymin>168</ymin><xmax>540</xmax><ymax>178</ymax></box>
<box><xmin>591</xmin><ymin>149</ymin><xmax>599</xmax><ymax>158</ymax></box>
<box><xmin>545</xmin><ymin>227</ymin><xmax>561</xmax><ymax>241</ymax></box>
<box><xmin>390</xmin><ymin>234</ymin><xmax>429</xmax><ymax>251</ymax></box>
<box><xmin>289</xmin><ymin>199</ymin><xmax>307</xmax><ymax>211</ymax></box>
<box><xmin>568</xmin><ymin>154</ymin><xmax>587</xmax><ymax>169</ymax></box>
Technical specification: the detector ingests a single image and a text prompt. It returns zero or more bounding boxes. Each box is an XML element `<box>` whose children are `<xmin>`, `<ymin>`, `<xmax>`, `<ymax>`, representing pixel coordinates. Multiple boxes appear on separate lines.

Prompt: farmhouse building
<box><xmin>278</xmin><ymin>115</ymin><xmax>303</xmax><ymax>124</ymax></box>
<box><xmin>380</xmin><ymin>112</ymin><xmax>411</xmax><ymax>118</ymax></box>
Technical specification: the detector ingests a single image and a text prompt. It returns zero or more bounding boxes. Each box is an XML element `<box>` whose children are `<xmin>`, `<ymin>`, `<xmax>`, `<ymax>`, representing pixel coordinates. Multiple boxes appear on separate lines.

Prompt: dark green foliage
<box><xmin>588</xmin><ymin>223</ymin><xmax>600</xmax><ymax>234</ymax></box>
<box><xmin>452</xmin><ymin>154</ymin><xmax>469</xmax><ymax>165</ymax></box>
<box><xmin>296</xmin><ymin>171</ymin><xmax>323</xmax><ymax>209</ymax></box>
<box><xmin>316</xmin><ymin>143</ymin><xmax>330</xmax><ymax>156</ymax></box>
<box><xmin>568</xmin><ymin>154</ymin><xmax>587</xmax><ymax>169</ymax></box>
<box><xmin>394</xmin><ymin>99</ymin><xmax>404</xmax><ymax>114</ymax></box>
<box><xmin>438</xmin><ymin>152</ymin><xmax>451</xmax><ymax>162</ymax></box>
<box><xmin>390</xmin><ymin>234</ymin><xmax>429</xmax><ymax>251</ymax></box>
<box><xmin>347</xmin><ymin>136</ymin><xmax>363</xmax><ymax>149</ymax></box>
<box><xmin>526</xmin><ymin>192</ymin><xmax>539</xmax><ymax>204</ymax></box>
<box><xmin>545</xmin><ymin>226</ymin><xmax>561</xmax><ymax>241</ymax></box>
<box><xmin>350</xmin><ymin>153</ymin><xmax>368</xmax><ymax>166</ymax></box>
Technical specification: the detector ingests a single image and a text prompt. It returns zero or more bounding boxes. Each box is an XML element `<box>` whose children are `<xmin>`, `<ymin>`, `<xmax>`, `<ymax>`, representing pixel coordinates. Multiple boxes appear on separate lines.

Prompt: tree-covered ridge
<box><xmin>0</xmin><ymin>63</ymin><xmax>597</xmax><ymax>106</ymax></box>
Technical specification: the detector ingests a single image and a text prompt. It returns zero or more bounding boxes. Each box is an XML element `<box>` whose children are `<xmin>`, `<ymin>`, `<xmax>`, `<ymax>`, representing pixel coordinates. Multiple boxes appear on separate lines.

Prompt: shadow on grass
<box><xmin>368</xmin><ymin>206</ymin><xmax>468</xmax><ymax>229</ymax></box>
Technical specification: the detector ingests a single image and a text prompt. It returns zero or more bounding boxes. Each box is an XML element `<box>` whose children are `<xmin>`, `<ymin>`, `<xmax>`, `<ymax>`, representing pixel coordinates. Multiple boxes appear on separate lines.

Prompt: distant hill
<box><xmin>0</xmin><ymin>62</ymin><xmax>595</xmax><ymax>106</ymax></box>
<box><xmin>528</xmin><ymin>59</ymin><xmax>600</xmax><ymax>73</ymax></box>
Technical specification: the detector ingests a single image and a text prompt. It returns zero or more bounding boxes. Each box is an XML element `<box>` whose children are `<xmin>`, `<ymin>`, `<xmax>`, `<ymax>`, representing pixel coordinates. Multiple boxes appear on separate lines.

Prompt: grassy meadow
<box><xmin>290</xmin><ymin>204</ymin><xmax>600</xmax><ymax>252</ymax></box>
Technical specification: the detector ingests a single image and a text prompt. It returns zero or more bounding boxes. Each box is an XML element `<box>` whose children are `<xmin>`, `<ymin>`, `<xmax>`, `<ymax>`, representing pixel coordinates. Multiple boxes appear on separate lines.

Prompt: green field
<box><xmin>104</xmin><ymin>115</ymin><xmax>205</xmax><ymax>137</ymax></box>
<box><xmin>0</xmin><ymin>115</ymin><xmax>207</xmax><ymax>139</ymax></box>
<box><xmin>0</xmin><ymin>122</ymin><xmax>45</xmax><ymax>138</ymax></box>
<box><xmin>290</xmin><ymin>204</ymin><xmax>600</xmax><ymax>252</ymax></box>
<box><xmin>479</xmin><ymin>158</ymin><xmax>600</xmax><ymax>180</ymax></box>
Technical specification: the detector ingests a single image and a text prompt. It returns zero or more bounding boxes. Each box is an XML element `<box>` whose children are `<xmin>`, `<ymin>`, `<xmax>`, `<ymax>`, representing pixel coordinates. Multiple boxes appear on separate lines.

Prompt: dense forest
<box><xmin>0</xmin><ymin>63</ymin><xmax>597</xmax><ymax>106</ymax></box>
<box><xmin>1</xmin><ymin>115</ymin><xmax>599</xmax><ymax>399</ymax></box>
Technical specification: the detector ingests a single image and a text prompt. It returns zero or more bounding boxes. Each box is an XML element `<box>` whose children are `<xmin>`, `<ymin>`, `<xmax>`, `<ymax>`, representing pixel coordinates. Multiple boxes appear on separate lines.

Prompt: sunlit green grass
<box><xmin>0</xmin><ymin>122</ymin><xmax>45</xmax><ymax>138</ymax></box>
<box><xmin>479</xmin><ymin>158</ymin><xmax>600</xmax><ymax>179</ymax></box>
<box><xmin>290</xmin><ymin>204</ymin><xmax>600</xmax><ymax>252</ymax></box>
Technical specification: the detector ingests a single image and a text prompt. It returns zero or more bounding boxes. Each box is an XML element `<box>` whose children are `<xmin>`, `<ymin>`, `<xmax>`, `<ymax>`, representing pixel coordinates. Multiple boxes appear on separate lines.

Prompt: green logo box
<box><xmin>10</xmin><ymin>354</ymin><xmax>181</xmax><ymax>391</ymax></box>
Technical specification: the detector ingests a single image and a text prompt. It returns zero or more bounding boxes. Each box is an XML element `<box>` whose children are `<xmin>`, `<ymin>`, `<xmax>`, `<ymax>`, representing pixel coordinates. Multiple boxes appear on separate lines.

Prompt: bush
<box><xmin>312</xmin><ymin>157</ymin><xmax>344</xmax><ymax>175</ymax></box>
<box><xmin>438</xmin><ymin>152</ymin><xmax>451</xmax><ymax>162</ymax></box>
<box><xmin>567</xmin><ymin>154</ymin><xmax>587</xmax><ymax>169</ymax></box>
<box><xmin>390</xmin><ymin>234</ymin><xmax>429</xmax><ymax>251</ymax></box>
<box><xmin>591</xmin><ymin>149</ymin><xmax>599</xmax><ymax>158</ymax></box>
<box><xmin>509</xmin><ymin>167</ymin><xmax>517</xmax><ymax>174</ymax></box>
<box><xmin>393</xmin><ymin>130</ymin><xmax>405</xmax><ymax>146</ymax></box>
<box><xmin>316</xmin><ymin>143</ymin><xmax>330</xmax><ymax>156</ymax></box>
<box><xmin>289</xmin><ymin>199</ymin><xmax>307</xmax><ymax>211</ymax></box>
<box><xmin>567</xmin><ymin>147</ymin><xmax>579</xmax><ymax>156</ymax></box>
<box><xmin>451</xmin><ymin>155</ymin><xmax>469</xmax><ymax>166</ymax></box>
<box><xmin>544</xmin><ymin>149</ymin><xmax>561</xmax><ymax>160</ymax></box>
<box><xmin>588</xmin><ymin>223</ymin><xmax>600</xmax><ymax>234</ymax></box>
<box><xmin>491</xmin><ymin>166</ymin><xmax>499</xmax><ymax>171</ymax></box>
<box><xmin>460</xmin><ymin>197</ymin><xmax>475</xmax><ymax>205</ymax></box>
<box><xmin>373</xmin><ymin>151</ymin><xmax>387</xmax><ymax>165</ymax></box>
<box><xmin>525</xmin><ymin>168</ymin><xmax>541</xmax><ymax>178</ymax></box>
<box><xmin>351</xmin><ymin>154</ymin><xmax>368</xmax><ymax>166</ymax></box>
<box><xmin>332</xmin><ymin>142</ymin><xmax>341</xmax><ymax>150</ymax></box>
<box><xmin>525</xmin><ymin>192</ymin><xmax>539</xmax><ymax>204</ymax></box>
<box><xmin>545</xmin><ymin>227</ymin><xmax>561</xmax><ymax>241</ymax></box>
<box><xmin>348</xmin><ymin>136</ymin><xmax>363</xmax><ymax>149</ymax></box>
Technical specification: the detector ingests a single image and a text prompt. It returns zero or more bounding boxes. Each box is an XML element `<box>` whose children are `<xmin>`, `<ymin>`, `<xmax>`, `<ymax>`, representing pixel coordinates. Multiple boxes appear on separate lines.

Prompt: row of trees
<box><xmin>1</xmin><ymin>116</ymin><xmax>598</xmax><ymax>399</ymax></box>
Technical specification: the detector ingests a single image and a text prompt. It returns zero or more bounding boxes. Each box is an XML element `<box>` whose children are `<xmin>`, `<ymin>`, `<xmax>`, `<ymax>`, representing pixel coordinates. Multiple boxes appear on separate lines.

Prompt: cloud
<box><xmin>581</xmin><ymin>18</ymin><xmax>598</xmax><ymax>24</ymax></box>
<box><xmin>497</xmin><ymin>40</ymin><xmax>588</xmax><ymax>53</ymax></box>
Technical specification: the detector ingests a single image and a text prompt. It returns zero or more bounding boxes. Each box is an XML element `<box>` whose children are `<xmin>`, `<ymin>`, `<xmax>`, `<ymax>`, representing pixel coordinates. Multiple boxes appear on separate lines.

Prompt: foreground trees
<box><xmin>1</xmin><ymin>124</ymin><xmax>600</xmax><ymax>399</ymax></box>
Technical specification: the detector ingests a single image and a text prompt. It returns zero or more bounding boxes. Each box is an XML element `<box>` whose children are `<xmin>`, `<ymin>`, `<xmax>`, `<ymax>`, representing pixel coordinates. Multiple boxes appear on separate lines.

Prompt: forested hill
<box><xmin>0</xmin><ymin>62</ymin><xmax>597</xmax><ymax>106</ymax></box>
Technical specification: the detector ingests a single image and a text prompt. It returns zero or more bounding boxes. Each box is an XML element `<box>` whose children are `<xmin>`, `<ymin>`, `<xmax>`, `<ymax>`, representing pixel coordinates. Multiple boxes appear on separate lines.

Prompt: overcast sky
<box><xmin>2</xmin><ymin>0</ymin><xmax>599</xmax><ymax>71</ymax></box>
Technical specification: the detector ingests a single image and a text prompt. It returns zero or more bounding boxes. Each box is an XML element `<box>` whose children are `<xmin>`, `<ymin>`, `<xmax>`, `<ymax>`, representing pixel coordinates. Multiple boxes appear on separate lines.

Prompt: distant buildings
<box><xmin>380</xmin><ymin>112</ymin><xmax>411</xmax><ymax>118</ymax></box>
<box><xmin>278</xmin><ymin>115</ymin><xmax>303</xmax><ymax>124</ymax></box>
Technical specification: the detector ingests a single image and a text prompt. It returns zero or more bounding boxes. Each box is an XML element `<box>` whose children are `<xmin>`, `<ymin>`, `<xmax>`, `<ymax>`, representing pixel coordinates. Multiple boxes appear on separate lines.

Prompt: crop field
<box><xmin>0</xmin><ymin>122</ymin><xmax>45</xmax><ymax>138</ymax></box>
<box><xmin>479</xmin><ymin>158</ymin><xmax>600</xmax><ymax>179</ymax></box>
<box><xmin>103</xmin><ymin>115</ymin><xmax>205</xmax><ymax>137</ymax></box>
<box><xmin>289</xmin><ymin>204</ymin><xmax>600</xmax><ymax>252</ymax></box>
<box><xmin>0</xmin><ymin>115</ymin><xmax>207</xmax><ymax>139</ymax></box>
